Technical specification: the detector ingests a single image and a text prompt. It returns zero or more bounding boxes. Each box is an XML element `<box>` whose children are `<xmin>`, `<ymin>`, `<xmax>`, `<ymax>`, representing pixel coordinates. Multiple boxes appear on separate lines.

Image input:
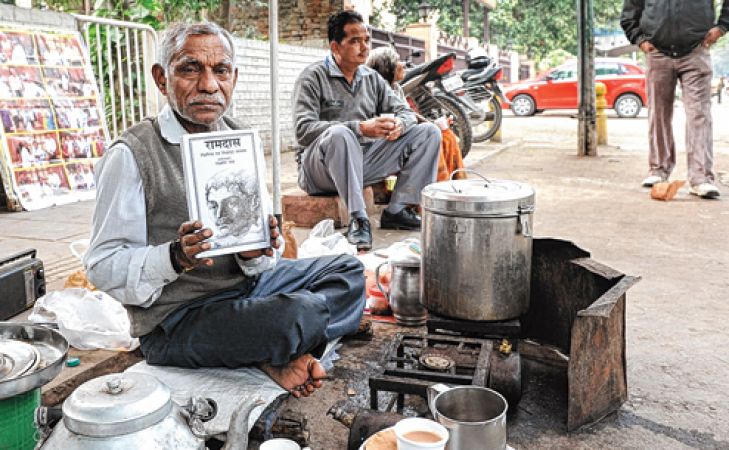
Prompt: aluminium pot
<box><xmin>40</xmin><ymin>372</ymin><xmax>207</xmax><ymax>450</ymax></box>
<box><xmin>420</xmin><ymin>172</ymin><xmax>535</xmax><ymax>321</ymax></box>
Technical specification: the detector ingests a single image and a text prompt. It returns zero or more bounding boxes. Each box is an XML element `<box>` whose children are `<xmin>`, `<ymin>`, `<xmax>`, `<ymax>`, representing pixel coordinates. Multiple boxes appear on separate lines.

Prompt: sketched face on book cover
<box><xmin>204</xmin><ymin>167</ymin><xmax>262</xmax><ymax>246</ymax></box>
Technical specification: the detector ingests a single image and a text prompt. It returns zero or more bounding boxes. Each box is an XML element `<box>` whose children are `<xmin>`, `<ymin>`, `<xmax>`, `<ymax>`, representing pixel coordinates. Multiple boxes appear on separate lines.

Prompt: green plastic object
<box><xmin>66</xmin><ymin>357</ymin><xmax>81</xmax><ymax>367</ymax></box>
<box><xmin>0</xmin><ymin>388</ymin><xmax>40</xmax><ymax>450</ymax></box>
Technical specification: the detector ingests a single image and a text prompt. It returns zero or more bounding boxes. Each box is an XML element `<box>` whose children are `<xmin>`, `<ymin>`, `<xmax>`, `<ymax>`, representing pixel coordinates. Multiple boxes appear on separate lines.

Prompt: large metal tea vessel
<box><xmin>41</xmin><ymin>372</ymin><xmax>207</xmax><ymax>450</ymax></box>
<box><xmin>421</xmin><ymin>173</ymin><xmax>535</xmax><ymax>321</ymax></box>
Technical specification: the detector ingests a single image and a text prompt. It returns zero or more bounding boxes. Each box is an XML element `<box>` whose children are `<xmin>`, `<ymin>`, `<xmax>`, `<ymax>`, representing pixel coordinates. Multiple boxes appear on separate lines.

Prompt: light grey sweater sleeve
<box><xmin>293</xmin><ymin>69</ymin><xmax>361</xmax><ymax>147</ymax></box>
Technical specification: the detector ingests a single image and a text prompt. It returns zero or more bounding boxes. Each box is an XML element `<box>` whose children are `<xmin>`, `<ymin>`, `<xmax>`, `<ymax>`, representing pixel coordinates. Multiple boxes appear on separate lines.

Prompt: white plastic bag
<box><xmin>29</xmin><ymin>288</ymin><xmax>139</xmax><ymax>351</ymax></box>
<box><xmin>298</xmin><ymin>219</ymin><xmax>356</xmax><ymax>258</ymax></box>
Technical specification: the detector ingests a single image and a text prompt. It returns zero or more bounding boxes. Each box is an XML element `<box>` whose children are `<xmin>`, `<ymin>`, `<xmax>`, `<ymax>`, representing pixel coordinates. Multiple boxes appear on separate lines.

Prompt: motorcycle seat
<box><xmin>402</xmin><ymin>52</ymin><xmax>455</xmax><ymax>85</ymax></box>
<box><xmin>402</xmin><ymin>63</ymin><xmax>430</xmax><ymax>84</ymax></box>
<box><xmin>461</xmin><ymin>67</ymin><xmax>487</xmax><ymax>82</ymax></box>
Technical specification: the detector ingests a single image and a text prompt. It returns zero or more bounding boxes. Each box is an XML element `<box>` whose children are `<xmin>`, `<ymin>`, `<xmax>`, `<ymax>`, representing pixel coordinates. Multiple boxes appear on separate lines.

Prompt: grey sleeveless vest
<box><xmin>114</xmin><ymin>116</ymin><xmax>250</xmax><ymax>337</ymax></box>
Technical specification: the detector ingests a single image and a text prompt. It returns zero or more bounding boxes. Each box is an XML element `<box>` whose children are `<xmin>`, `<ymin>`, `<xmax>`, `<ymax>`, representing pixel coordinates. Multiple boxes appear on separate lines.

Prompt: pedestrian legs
<box><xmin>676</xmin><ymin>46</ymin><xmax>715</xmax><ymax>185</ymax></box>
<box><xmin>646</xmin><ymin>51</ymin><xmax>678</xmax><ymax>179</ymax></box>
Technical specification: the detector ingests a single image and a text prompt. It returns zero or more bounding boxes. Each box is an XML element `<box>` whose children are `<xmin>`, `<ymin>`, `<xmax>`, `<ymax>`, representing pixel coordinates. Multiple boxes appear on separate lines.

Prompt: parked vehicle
<box><xmin>441</xmin><ymin>53</ymin><xmax>506</xmax><ymax>142</ymax></box>
<box><xmin>504</xmin><ymin>58</ymin><xmax>647</xmax><ymax>118</ymax></box>
<box><xmin>401</xmin><ymin>52</ymin><xmax>473</xmax><ymax>158</ymax></box>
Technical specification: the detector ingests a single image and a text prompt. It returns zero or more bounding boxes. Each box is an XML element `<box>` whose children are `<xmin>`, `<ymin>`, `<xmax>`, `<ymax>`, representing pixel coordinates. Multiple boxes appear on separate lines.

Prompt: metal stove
<box><xmin>369</xmin><ymin>316</ymin><xmax>523</xmax><ymax>413</ymax></box>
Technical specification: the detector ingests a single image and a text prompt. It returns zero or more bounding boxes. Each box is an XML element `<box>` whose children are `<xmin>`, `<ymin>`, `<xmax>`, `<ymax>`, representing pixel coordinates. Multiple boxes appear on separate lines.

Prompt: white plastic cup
<box><xmin>380</xmin><ymin>113</ymin><xmax>395</xmax><ymax>119</ymax></box>
<box><xmin>394</xmin><ymin>417</ymin><xmax>449</xmax><ymax>450</ymax></box>
<box><xmin>259</xmin><ymin>438</ymin><xmax>301</xmax><ymax>450</ymax></box>
<box><xmin>434</xmin><ymin>116</ymin><xmax>449</xmax><ymax>130</ymax></box>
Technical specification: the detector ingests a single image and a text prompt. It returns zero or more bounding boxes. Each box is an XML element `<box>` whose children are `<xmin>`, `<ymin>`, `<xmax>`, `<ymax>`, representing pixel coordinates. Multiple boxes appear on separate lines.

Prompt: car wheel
<box><xmin>614</xmin><ymin>93</ymin><xmax>642</xmax><ymax>118</ymax></box>
<box><xmin>511</xmin><ymin>94</ymin><xmax>536</xmax><ymax>116</ymax></box>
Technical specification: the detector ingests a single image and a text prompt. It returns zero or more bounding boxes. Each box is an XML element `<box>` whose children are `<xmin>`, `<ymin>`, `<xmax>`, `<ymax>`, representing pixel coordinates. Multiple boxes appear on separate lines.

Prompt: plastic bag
<box><xmin>29</xmin><ymin>288</ymin><xmax>139</xmax><ymax>351</ymax></box>
<box><xmin>298</xmin><ymin>219</ymin><xmax>356</xmax><ymax>258</ymax></box>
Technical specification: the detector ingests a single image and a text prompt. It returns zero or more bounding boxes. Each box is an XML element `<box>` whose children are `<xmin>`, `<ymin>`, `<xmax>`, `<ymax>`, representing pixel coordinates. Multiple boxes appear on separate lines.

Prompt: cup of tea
<box><xmin>259</xmin><ymin>438</ymin><xmax>300</xmax><ymax>450</ymax></box>
<box><xmin>394</xmin><ymin>417</ymin><xmax>449</xmax><ymax>450</ymax></box>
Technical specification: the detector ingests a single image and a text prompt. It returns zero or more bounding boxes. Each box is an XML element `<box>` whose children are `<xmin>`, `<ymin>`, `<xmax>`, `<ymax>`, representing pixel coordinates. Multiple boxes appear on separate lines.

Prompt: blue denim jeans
<box><xmin>140</xmin><ymin>254</ymin><xmax>365</xmax><ymax>368</ymax></box>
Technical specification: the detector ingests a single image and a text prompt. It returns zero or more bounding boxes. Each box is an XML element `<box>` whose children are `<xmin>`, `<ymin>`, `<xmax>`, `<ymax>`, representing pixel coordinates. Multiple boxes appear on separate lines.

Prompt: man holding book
<box><xmin>293</xmin><ymin>10</ymin><xmax>442</xmax><ymax>251</ymax></box>
<box><xmin>84</xmin><ymin>22</ymin><xmax>365</xmax><ymax>397</ymax></box>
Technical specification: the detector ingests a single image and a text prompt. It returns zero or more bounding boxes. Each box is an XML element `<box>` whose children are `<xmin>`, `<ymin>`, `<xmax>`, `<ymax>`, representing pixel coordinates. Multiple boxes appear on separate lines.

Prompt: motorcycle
<box><xmin>401</xmin><ymin>52</ymin><xmax>473</xmax><ymax>158</ymax></box>
<box><xmin>441</xmin><ymin>54</ymin><xmax>507</xmax><ymax>143</ymax></box>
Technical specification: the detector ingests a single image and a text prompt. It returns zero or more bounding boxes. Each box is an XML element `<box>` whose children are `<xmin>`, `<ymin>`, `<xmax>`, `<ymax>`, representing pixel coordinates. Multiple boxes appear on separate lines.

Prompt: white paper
<box><xmin>181</xmin><ymin>129</ymin><xmax>270</xmax><ymax>257</ymax></box>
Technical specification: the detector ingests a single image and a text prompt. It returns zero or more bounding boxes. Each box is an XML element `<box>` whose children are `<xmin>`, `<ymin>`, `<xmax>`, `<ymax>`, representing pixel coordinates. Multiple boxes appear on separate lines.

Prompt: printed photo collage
<box><xmin>0</xmin><ymin>28</ymin><xmax>107</xmax><ymax>210</ymax></box>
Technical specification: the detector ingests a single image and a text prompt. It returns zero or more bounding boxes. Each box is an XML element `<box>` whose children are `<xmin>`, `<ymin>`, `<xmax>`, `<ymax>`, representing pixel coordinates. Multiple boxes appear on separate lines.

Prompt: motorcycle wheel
<box><xmin>471</xmin><ymin>96</ymin><xmax>503</xmax><ymax>143</ymax></box>
<box><xmin>418</xmin><ymin>93</ymin><xmax>473</xmax><ymax>158</ymax></box>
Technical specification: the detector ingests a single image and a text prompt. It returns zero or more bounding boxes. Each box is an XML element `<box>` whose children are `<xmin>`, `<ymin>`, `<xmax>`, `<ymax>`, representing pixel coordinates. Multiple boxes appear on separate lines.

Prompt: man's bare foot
<box><xmin>260</xmin><ymin>354</ymin><xmax>327</xmax><ymax>398</ymax></box>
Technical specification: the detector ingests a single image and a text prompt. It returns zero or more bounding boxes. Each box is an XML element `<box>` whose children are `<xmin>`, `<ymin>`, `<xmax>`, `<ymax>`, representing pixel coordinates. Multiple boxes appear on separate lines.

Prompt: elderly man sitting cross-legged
<box><xmin>84</xmin><ymin>22</ymin><xmax>365</xmax><ymax>397</ymax></box>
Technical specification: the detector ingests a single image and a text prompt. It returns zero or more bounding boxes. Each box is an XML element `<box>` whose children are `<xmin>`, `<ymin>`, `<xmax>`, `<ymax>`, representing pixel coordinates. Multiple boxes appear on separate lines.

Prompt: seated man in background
<box><xmin>84</xmin><ymin>22</ymin><xmax>365</xmax><ymax>397</ymax></box>
<box><xmin>366</xmin><ymin>46</ymin><xmax>466</xmax><ymax>182</ymax></box>
<box><xmin>293</xmin><ymin>10</ymin><xmax>441</xmax><ymax>251</ymax></box>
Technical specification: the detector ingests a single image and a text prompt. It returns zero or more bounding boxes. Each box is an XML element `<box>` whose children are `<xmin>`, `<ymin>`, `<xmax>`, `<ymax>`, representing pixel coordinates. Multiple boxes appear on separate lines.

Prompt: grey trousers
<box><xmin>298</xmin><ymin>123</ymin><xmax>441</xmax><ymax>214</ymax></box>
<box><xmin>139</xmin><ymin>255</ymin><xmax>365</xmax><ymax>368</ymax></box>
<box><xmin>646</xmin><ymin>45</ymin><xmax>715</xmax><ymax>185</ymax></box>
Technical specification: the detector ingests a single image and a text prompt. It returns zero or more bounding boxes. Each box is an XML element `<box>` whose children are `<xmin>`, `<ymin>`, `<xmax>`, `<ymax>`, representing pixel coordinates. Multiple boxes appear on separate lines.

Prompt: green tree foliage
<box><xmin>381</xmin><ymin>0</ymin><xmax>624</xmax><ymax>59</ymax></box>
<box><xmin>40</xmin><ymin>0</ymin><xmax>223</xmax><ymax>28</ymax></box>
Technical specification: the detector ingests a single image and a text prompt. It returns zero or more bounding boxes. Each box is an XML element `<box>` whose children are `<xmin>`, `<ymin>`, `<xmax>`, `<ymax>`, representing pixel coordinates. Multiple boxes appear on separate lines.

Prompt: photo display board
<box><xmin>0</xmin><ymin>26</ymin><xmax>108</xmax><ymax>211</ymax></box>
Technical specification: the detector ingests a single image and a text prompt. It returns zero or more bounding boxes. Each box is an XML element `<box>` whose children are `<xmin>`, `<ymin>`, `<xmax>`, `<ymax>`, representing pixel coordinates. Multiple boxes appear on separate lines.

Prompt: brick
<box><xmin>282</xmin><ymin>187</ymin><xmax>376</xmax><ymax>228</ymax></box>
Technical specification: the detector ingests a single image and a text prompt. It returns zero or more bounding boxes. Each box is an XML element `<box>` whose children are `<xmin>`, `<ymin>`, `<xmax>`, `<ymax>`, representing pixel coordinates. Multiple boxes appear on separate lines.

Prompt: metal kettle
<box><xmin>375</xmin><ymin>254</ymin><xmax>426</xmax><ymax>326</ymax></box>
<box><xmin>37</xmin><ymin>372</ymin><xmax>260</xmax><ymax>450</ymax></box>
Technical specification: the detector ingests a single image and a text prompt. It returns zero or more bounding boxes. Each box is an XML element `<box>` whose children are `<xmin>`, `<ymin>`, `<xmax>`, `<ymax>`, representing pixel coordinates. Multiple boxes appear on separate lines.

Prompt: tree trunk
<box><xmin>221</xmin><ymin>0</ymin><xmax>231</xmax><ymax>30</ymax></box>
<box><xmin>483</xmin><ymin>6</ymin><xmax>490</xmax><ymax>42</ymax></box>
<box><xmin>463</xmin><ymin>0</ymin><xmax>470</xmax><ymax>39</ymax></box>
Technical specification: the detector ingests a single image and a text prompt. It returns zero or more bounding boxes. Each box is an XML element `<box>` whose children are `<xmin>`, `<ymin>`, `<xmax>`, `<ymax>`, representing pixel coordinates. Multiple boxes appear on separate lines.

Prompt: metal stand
<box><xmin>577</xmin><ymin>0</ymin><xmax>597</xmax><ymax>156</ymax></box>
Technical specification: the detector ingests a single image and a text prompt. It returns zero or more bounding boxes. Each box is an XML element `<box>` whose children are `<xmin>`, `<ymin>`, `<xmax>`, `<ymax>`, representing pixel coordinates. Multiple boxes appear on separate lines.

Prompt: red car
<box><xmin>504</xmin><ymin>58</ymin><xmax>647</xmax><ymax>118</ymax></box>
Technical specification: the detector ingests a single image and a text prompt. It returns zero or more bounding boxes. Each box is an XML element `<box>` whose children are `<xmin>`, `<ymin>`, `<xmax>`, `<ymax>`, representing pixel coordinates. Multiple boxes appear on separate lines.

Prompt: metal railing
<box><xmin>72</xmin><ymin>14</ymin><xmax>160</xmax><ymax>140</ymax></box>
<box><xmin>368</xmin><ymin>26</ymin><xmax>426</xmax><ymax>65</ymax></box>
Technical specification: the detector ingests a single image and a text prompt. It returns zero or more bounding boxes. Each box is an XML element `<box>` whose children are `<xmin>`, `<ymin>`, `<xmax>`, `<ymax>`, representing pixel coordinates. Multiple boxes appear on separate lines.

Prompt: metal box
<box><xmin>0</xmin><ymin>249</ymin><xmax>45</xmax><ymax>320</ymax></box>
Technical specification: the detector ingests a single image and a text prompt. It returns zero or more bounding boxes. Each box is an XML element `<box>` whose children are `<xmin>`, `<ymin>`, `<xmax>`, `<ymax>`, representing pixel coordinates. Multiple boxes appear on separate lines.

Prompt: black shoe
<box><xmin>347</xmin><ymin>217</ymin><xmax>372</xmax><ymax>251</ymax></box>
<box><xmin>380</xmin><ymin>207</ymin><xmax>421</xmax><ymax>230</ymax></box>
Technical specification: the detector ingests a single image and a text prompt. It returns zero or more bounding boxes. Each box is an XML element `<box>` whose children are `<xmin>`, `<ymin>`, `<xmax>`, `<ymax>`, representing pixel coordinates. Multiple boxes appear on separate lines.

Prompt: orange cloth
<box><xmin>437</xmin><ymin>128</ymin><xmax>466</xmax><ymax>181</ymax></box>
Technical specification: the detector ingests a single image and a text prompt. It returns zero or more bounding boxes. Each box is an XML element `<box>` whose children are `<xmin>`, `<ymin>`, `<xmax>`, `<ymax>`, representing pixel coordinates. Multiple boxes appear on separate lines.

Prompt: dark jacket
<box><xmin>621</xmin><ymin>0</ymin><xmax>729</xmax><ymax>57</ymax></box>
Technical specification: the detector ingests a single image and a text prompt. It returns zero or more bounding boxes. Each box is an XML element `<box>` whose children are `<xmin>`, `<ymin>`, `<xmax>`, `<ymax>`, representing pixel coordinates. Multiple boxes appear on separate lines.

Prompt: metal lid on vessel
<box><xmin>62</xmin><ymin>372</ymin><xmax>173</xmax><ymax>437</ymax></box>
<box><xmin>422</xmin><ymin>178</ymin><xmax>535</xmax><ymax>217</ymax></box>
<box><xmin>0</xmin><ymin>339</ymin><xmax>40</xmax><ymax>382</ymax></box>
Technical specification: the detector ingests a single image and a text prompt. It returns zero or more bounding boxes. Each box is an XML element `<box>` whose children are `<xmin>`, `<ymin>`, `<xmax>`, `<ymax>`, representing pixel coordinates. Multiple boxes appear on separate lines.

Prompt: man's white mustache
<box><xmin>189</xmin><ymin>94</ymin><xmax>225</xmax><ymax>105</ymax></box>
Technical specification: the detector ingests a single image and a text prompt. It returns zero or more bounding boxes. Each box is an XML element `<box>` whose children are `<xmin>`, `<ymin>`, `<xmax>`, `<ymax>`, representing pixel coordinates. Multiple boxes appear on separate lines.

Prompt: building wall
<box><xmin>229</xmin><ymin>0</ymin><xmax>345</xmax><ymax>48</ymax></box>
<box><xmin>0</xmin><ymin>4</ymin><xmax>76</xmax><ymax>30</ymax></box>
<box><xmin>230</xmin><ymin>38</ymin><xmax>328</xmax><ymax>153</ymax></box>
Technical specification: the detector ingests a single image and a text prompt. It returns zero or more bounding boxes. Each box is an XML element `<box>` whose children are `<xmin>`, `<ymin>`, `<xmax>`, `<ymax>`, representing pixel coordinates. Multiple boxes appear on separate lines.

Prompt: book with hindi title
<box><xmin>181</xmin><ymin>129</ymin><xmax>270</xmax><ymax>258</ymax></box>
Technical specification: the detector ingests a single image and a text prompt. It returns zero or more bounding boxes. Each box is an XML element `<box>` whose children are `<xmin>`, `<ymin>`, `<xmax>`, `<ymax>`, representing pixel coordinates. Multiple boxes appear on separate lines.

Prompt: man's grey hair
<box><xmin>157</xmin><ymin>22</ymin><xmax>237</xmax><ymax>71</ymax></box>
<box><xmin>366</xmin><ymin>46</ymin><xmax>400</xmax><ymax>85</ymax></box>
